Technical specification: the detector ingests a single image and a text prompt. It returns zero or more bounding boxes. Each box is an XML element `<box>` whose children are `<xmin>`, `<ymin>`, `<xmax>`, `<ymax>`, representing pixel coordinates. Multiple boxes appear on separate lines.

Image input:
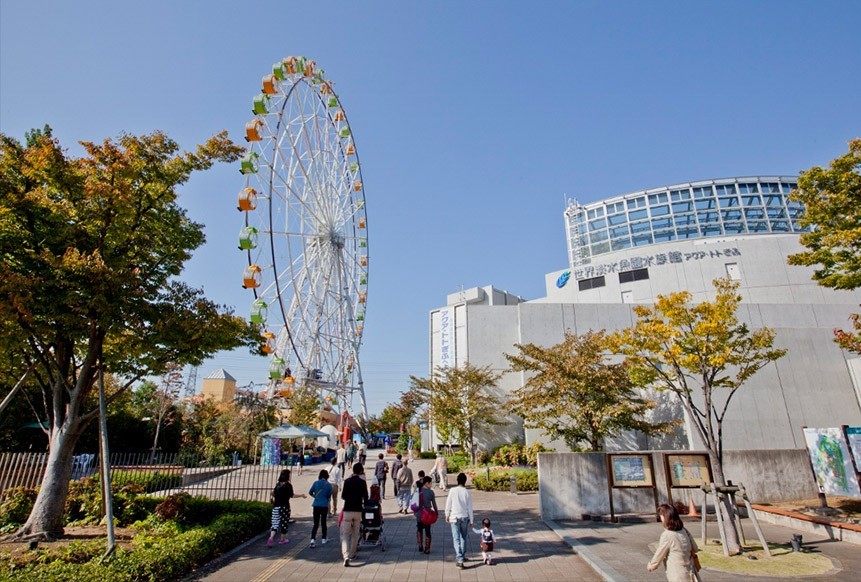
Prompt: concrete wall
<box><xmin>539</xmin><ymin>449</ymin><xmax>819</xmax><ymax>520</ymax></box>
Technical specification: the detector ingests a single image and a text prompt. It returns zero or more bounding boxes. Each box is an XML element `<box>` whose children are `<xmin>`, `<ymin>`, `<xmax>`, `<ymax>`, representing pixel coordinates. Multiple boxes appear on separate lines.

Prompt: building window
<box><xmin>579</xmin><ymin>276</ymin><xmax>606</xmax><ymax>291</ymax></box>
<box><xmin>619</xmin><ymin>268</ymin><xmax>649</xmax><ymax>283</ymax></box>
<box><xmin>725</xmin><ymin>263</ymin><xmax>741</xmax><ymax>281</ymax></box>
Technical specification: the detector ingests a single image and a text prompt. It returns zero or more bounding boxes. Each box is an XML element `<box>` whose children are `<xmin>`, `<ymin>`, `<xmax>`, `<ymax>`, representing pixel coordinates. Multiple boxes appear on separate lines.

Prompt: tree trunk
<box><xmin>150</xmin><ymin>411</ymin><xmax>164</xmax><ymax>464</ymax></box>
<box><xmin>710</xmin><ymin>454</ymin><xmax>742</xmax><ymax>554</ymax></box>
<box><xmin>16</xmin><ymin>424</ymin><xmax>81</xmax><ymax>539</ymax></box>
<box><xmin>468</xmin><ymin>422</ymin><xmax>475</xmax><ymax>464</ymax></box>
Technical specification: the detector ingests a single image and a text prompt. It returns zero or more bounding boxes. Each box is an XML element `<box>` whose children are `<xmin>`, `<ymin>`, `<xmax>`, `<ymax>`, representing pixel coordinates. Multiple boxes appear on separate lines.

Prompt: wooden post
<box><xmin>739</xmin><ymin>483</ymin><xmax>771</xmax><ymax>558</ymax></box>
<box><xmin>700</xmin><ymin>488</ymin><xmax>708</xmax><ymax>546</ymax></box>
<box><xmin>710</xmin><ymin>483</ymin><xmax>730</xmax><ymax>557</ymax></box>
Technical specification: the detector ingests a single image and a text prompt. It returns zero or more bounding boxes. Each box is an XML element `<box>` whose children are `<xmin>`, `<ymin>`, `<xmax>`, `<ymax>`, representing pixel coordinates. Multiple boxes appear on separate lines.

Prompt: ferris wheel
<box><xmin>236</xmin><ymin>56</ymin><xmax>368</xmax><ymax>420</ymax></box>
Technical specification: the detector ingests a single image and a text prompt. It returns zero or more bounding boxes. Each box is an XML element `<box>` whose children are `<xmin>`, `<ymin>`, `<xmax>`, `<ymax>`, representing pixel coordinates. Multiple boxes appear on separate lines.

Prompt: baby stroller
<box><xmin>358</xmin><ymin>502</ymin><xmax>385</xmax><ymax>551</ymax></box>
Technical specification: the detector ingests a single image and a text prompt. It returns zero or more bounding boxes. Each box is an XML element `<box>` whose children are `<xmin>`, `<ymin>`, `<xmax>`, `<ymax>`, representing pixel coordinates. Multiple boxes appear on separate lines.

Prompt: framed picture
<box><xmin>666</xmin><ymin>454</ymin><xmax>712</xmax><ymax>488</ymax></box>
<box><xmin>609</xmin><ymin>454</ymin><xmax>654</xmax><ymax>488</ymax></box>
<box><xmin>803</xmin><ymin>427</ymin><xmax>861</xmax><ymax>499</ymax></box>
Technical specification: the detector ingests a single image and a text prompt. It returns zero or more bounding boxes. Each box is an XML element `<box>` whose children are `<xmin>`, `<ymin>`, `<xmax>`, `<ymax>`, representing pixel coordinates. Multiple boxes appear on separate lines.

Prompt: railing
<box><xmin>0</xmin><ymin>452</ymin><xmax>296</xmax><ymax>503</ymax></box>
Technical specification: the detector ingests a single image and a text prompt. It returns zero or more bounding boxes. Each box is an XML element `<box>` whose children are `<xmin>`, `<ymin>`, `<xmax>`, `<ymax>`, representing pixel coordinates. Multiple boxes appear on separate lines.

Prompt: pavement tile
<box><xmin>191</xmin><ymin>452</ymin><xmax>600</xmax><ymax>581</ymax></box>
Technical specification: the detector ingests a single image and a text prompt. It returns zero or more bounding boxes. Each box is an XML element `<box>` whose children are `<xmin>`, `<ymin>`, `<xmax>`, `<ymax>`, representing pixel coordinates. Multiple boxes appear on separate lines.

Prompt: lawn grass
<box><xmin>698</xmin><ymin>538</ymin><xmax>834</xmax><ymax>577</ymax></box>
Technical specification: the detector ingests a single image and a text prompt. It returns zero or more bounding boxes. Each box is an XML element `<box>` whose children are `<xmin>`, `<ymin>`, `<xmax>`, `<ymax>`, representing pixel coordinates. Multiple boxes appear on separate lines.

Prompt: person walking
<box><xmin>374</xmin><ymin>453</ymin><xmax>389</xmax><ymax>498</ymax></box>
<box><xmin>358</xmin><ymin>440</ymin><xmax>367</xmax><ymax>465</ymax></box>
<box><xmin>336</xmin><ymin>443</ymin><xmax>347</xmax><ymax>478</ymax></box>
<box><xmin>347</xmin><ymin>441</ymin><xmax>357</xmax><ymax>466</ymax></box>
<box><xmin>473</xmin><ymin>518</ymin><xmax>497</xmax><ymax>565</ymax></box>
<box><xmin>445</xmin><ymin>472</ymin><xmax>474</xmax><ymax>568</ymax></box>
<box><xmin>328</xmin><ymin>458</ymin><xmax>343</xmax><ymax>516</ymax></box>
<box><xmin>391</xmin><ymin>454</ymin><xmax>404</xmax><ymax>497</ymax></box>
<box><xmin>340</xmin><ymin>463</ymin><xmax>369</xmax><ymax>567</ymax></box>
<box><xmin>414</xmin><ymin>475</ymin><xmax>438</xmax><ymax>554</ymax></box>
<box><xmin>647</xmin><ymin>504</ymin><xmax>701</xmax><ymax>582</ymax></box>
<box><xmin>396</xmin><ymin>459</ymin><xmax>413</xmax><ymax>513</ymax></box>
<box><xmin>432</xmin><ymin>452</ymin><xmax>448</xmax><ymax>490</ymax></box>
<box><xmin>267</xmin><ymin>470</ymin><xmax>307</xmax><ymax>547</ymax></box>
<box><xmin>309</xmin><ymin>469</ymin><xmax>333</xmax><ymax>547</ymax></box>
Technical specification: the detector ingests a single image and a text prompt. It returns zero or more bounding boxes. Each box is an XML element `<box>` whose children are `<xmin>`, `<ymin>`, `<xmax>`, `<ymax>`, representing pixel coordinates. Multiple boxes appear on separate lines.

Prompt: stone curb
<box><xmin>543</xmin><ymin>519</ymin><xmax>627</xmax><ymax>582</ymax></box>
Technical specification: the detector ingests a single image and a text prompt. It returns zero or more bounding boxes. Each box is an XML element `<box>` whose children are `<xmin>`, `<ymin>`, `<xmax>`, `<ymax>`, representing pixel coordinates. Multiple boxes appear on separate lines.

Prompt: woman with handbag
<box><xmin>414</xmin><ymin>475</ymin><xmax>438</xmax><ymax>554</ymax></box>
<box><xmin>647</xmin><ymin>504</ymin><xmax>702</xmax><ymax>581</ymax></box>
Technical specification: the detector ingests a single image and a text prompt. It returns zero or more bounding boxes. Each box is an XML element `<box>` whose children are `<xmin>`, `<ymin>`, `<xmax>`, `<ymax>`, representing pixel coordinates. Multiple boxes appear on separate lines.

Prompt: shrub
<box><xmin>154</xmin><ymin>492</ymin><xmax>191</xmax><ymax>521</ymax></box>
<box><xmin>489</xmin><ymin>442</ymin><xmax>552</xmax><ymax>467</ymax></box>
<box><xmin>418</xmin><ymin>451</ymin><xmax>437</xmax><ymax>459</ymax></box>
<box><xmin>472</xmin><ymin>468</ymin><xmax>538</xmax><ymax>492</ymax></box>
<box><xmin>0</xmin><ymin>487</ymin><xmax>38</xmax><ymax>530</ymax></box>
<box><xmin>112</xmin><ymin>470</ymin><xmax>182</xmax><ymax>494</ymax></box>
<box><xmin>65</xmin><ymin>477</ymin><xmax>104</xmax><ymax>525</ymax></box>
<box><xmin>2</xmin><ymin>499</ymin><xmax>271</xmax><ymax>582</ymax></box>
<box><xmin>444</xmin><ymin>454</ymin><xmax>469</xmax><ymax>473</ymax></box>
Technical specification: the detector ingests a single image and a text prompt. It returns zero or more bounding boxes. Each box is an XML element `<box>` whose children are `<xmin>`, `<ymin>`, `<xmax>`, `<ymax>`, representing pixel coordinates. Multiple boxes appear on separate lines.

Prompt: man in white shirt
<box><xmin>444</xmin><ymin>472</ymin><xmax>473</xmax><ymax>568</ymax></box>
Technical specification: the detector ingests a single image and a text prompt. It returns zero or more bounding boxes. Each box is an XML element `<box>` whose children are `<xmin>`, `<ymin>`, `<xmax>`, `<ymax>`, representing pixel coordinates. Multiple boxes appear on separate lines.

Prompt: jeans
<box><xmin>450</xmin><ymin>517</ymin><xmax>469</xmax><ymax>562</ymax></box>
<box><xmin>397</xmin><ymin>487</ymin><xmax>411</xmax><ymax>511</ymax></box>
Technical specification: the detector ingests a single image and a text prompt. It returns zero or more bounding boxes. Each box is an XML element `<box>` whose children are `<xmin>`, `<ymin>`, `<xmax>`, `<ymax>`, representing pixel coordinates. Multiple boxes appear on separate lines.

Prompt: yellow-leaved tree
<box><xmin>608</xmin><ymin>277</ymin><xmax>786</xmax><ymax>554</ymax></box>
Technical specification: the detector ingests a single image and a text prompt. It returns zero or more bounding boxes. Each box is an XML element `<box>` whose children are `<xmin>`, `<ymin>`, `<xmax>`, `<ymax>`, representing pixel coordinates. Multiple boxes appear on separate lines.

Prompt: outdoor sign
<box><xmin>438</xmin><ymin>306</ymin><xmax>455</xmax><ymax>369</ymax></box>
<box><xmin>666</xmin><ymin>454</ymin><xmax>712</xmax><ymax>488</ymax></box>
<box><xmin>572</xmin><ymin>246</ymin><xmax>742</xmax><ymax>281</ymax></box>
<box><xmin>609</xmin><ymin>454</ymin><xmax>654</xmax><ymax>488</ymax></box>
<box><xmin>802</xmin><ymin>427</ymin><xmax>861</xmax><ymax>498</ymax></box>
<box><xmin>846</xmin><ymin>427</ymin><xmax>861</xmax><ymax>469</ymax></box>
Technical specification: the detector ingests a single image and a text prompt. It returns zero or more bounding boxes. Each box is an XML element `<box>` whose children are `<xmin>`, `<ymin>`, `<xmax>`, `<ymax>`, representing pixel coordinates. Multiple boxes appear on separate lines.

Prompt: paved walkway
<box><xmin>549</xmin><ymin>517</ymin><xmax>861</xmax><ymax>581</ymax></box>
<box><xmin>193</xmin><ymin>453</ymin><xmax>600</xmax><ymax>581</ymax></box>
<box><xmin>190</xmin><ymin>451</ymin><xmax>861</xmax><ymax>581</ymax></box>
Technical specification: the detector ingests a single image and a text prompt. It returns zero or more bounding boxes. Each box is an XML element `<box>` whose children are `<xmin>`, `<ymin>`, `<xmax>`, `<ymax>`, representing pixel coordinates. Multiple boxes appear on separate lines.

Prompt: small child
<box><xmin>473</xmin><ymin>518</ymin><xmax>496</xmax><ymax>565</ymax></box>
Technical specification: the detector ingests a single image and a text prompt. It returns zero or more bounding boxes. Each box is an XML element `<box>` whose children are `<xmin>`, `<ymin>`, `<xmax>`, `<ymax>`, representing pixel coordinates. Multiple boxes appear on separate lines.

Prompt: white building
<box><xmin>429</xmin><ymin>177</ymin><xmax>861</xmax><ymax>452</ymax></box>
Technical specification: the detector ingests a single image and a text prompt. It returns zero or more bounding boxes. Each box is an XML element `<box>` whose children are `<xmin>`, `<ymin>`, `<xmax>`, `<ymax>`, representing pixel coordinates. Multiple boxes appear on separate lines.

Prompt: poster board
<box><xmin>802</xmin><ymin>427</ymin><xmax>861</xmax><ymax>498</ymax></box>
<box><xmin>608</xmin><ymin>454</ymin><xmax>654</xmax><ymax>488</ymax></box>
<box><xmin>666</xmin><ymin>453</ymin><xmax>712</xmax><ymax>488</ymax></box>
<box><xmin>845</xmin><ymin>426</ymin><xmax>861</xmax><ymax>469</ymax></box>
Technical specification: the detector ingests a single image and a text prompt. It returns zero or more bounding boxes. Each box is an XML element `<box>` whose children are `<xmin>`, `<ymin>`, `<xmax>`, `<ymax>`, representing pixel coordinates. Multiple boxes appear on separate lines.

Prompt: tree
<box><xmin>608</xmin><ymin>277</ymin><xmax>786</xmax><ymax>554</ymax></box>
<box><xmin>145</xmin><ymin>364</ymin><xmax>185</xmax><ymax>463</ymax></box>
<box><xmin>285</xmin><ymin>383</ymin><xmax>321</xmax><ymax>427</ymax></box>
<box><xmin>234</xmin><ymin>389</ymin><xmax>278</xmax><ymax>461</ymax></box>
<box><xmin>0</xmin><ymin>129</ymin><xmax>257</xmax><ymax>539</ymax></box>
<box><xmin>505</xmin><ymin>330</ymin><xmax>676</xmax><ymax>452</ymax></box>
<box><xmin>410</xmin><ymin>363</ymin><xmax>504</xmax><ymax>463</ymax></box>
<box><xmin>378</xmin><ymin>403</ymin><xmax>411</xmax><ymax>434</ymax></box>
<box><xmin>788</xmin><ymin>138</ymin><xmax>861</xmax><ymax>352</ymax></box>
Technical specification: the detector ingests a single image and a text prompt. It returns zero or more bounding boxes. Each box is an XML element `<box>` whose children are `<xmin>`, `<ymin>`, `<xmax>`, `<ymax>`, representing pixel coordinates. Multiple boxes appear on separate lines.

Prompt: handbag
<box><xmin>410</xmin><ymin>489</ymin><xmax>420</xmax><ymax>512</ymax></box>
<box><xmin>338</xmin><ymin>509</ymin><xmax>344</xmax><ymax>527</ymax></box>
<box><xmin>420</xmin><ymin>506</ymin><xmax>439</xmax><ymax>526</ymax></box>
<box><xmin>686</xmin><ymin>529</ymin><xmax>701</xmax><ymax>572</ymax></box>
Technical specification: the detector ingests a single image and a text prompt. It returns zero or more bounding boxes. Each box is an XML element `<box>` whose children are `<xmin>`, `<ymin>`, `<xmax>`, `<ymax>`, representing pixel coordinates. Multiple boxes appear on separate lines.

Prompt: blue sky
<box><xmin>2</xmin><ymin>1</ymin><xmax>859</xmax><ymax>415</ymax></box>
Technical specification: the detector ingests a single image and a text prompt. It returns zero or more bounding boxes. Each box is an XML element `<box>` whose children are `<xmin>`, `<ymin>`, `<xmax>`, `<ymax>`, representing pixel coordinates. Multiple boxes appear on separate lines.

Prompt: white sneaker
<box><xmin>309</xmin><ymin>539</ymin><xmax>315</xmax><ymax>548</ymax></box>
<box><xmin>321</xmin><ymin>538</ymin><xmax>328</xmax><ymax>544</ymax></box>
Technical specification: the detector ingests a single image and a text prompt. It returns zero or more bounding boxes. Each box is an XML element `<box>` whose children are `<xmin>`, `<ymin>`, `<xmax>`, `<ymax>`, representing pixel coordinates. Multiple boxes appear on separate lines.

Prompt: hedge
<box><xmin>1</xmin><ymin>498</ymin><xmax>270</xmax><ymax>582</ymax></box>
<box><xmin>471</xmin><ymin>468</ymin><xmax>538</xmax><ymax>492</ymax></box>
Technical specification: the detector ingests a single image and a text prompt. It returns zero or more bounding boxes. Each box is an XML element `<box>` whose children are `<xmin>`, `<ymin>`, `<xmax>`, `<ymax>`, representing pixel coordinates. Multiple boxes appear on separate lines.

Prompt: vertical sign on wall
<box><xmin>438</xmin><ymin>306</ymin><xmax>455</xmax><ymax>369</ymax></box>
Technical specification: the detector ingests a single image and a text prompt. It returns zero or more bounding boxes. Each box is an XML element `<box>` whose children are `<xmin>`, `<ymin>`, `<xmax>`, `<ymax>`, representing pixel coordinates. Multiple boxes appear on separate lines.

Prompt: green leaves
<box><xmin>505</xmin><ymin>331</ymin><xmax>674</xmax><ymax>451</ymax></box>
<box><xmin>788</xmin><ymin>139</ymin><xmax>861</xmax><ymax>291</ymax></box>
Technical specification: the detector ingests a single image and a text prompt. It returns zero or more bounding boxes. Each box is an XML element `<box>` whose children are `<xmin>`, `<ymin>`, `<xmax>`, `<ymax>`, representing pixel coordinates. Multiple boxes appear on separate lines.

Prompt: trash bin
<box><xmin>791</xmin><ymin>534</ymin><xmax>803</xmax><ymax>552</ymax></box>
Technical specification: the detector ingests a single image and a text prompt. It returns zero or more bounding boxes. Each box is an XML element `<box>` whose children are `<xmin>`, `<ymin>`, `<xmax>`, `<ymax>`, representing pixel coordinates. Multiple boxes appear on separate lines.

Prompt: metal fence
<box><xmin>0</xmin><ymin>452</ymin><xmax>294</xmax><ymax>503</ymax></box>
